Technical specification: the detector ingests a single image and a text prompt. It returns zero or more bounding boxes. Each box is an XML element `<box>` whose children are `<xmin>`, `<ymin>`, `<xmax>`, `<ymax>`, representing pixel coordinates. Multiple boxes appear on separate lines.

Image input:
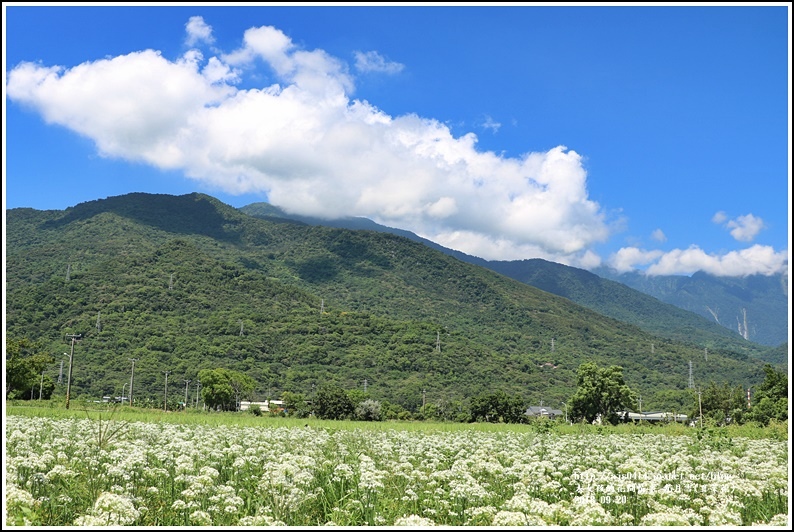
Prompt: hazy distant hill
<box><xmin>593</xmin><ymin>268</ymin><xmax>788</xmax><ymax>349</ymax></box>
<box><xmin>5</xmin><ymin>193</ymin><xmax>774</xmax><ymax>411</ymax></box>
<box><xmin>241</xmin><ymin>202</ymin><xmax>787</xmax><ymax>357</ymax></box>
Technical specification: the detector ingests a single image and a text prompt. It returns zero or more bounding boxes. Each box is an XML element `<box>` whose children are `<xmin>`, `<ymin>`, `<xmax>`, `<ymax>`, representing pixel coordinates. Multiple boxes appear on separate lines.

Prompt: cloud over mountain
<box><xmin>6</xmin><ymin>17</ymin><xmax>787</xmax><ymax>277</ymax></box>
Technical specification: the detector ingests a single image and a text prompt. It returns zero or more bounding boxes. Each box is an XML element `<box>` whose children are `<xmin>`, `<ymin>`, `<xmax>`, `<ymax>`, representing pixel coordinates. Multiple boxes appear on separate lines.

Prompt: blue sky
<box><xmin>3</xmin><ymin>3</ymin><xmax>791</xmax><ymax>277</ymax></box>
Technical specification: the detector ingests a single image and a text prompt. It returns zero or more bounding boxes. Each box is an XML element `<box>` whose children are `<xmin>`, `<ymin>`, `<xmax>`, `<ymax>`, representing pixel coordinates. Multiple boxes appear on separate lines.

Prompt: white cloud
<box><xmin>651</xmin><ymin>229</ymin><xmax>666</xmax><ymax>242</ymax></box>
<box><xmin>6</xmin><ymin>21</ymin><xmax>614</xmax><ymax>264</ymax></box>
<box><xmin>725</xmin><ymin>213</ymin><xmax>765</xmax><ymax>242</ymax></box>
<box><xmin>609</xmin><ymin>245</ymin><xmax>788</xmax><ymax>277</ymax></box>
<box><xmin>185</xmin><ymin>16</ymin><xmax>214</xmax><ymax>47</ymax></box>
<box><xmin>608</xmin><ymin>247</ymin><xmax>665</xmax><ymax>273</ymax></box>
<box><xmin>353</xmin><ymin>51</ymin><xmax>404</xmax><ymax>74</ymax></box>
<box><xmin>712</xmin><ymin>211</ymin><xmax>765</xmax><ymax>242</ymax></box>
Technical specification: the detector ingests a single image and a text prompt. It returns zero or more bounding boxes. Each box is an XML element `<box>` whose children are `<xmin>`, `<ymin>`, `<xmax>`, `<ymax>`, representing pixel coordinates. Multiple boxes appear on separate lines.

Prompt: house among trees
<box><xmin>525</xmin><ymin>406</ymin><xmax>563</xmax><ymax>420</ymax></box>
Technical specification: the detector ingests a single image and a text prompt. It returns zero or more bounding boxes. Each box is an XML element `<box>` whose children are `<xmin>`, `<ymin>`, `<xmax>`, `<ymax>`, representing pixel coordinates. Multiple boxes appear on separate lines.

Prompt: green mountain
<box><xmin>241</xmin><ymin>202</ymin><xmax>786</xmax><ymax>359</ymax></box>
<box><xmin>594</xmin><ymin>267</ymin><xmax>789</xmax><ymax>349</ymax></box>
<box><xmin>6</xmin><ymin>193</ymin><xmax>772</xmax><ymax>412</ymax></box>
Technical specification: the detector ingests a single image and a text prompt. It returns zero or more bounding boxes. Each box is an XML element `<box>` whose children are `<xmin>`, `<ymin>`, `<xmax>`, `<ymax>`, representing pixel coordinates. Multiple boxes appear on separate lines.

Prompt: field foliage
<box><xmin>4</xmin><ymin>409</ymin><xmax>789</xmax><ymax>527</ymax></box>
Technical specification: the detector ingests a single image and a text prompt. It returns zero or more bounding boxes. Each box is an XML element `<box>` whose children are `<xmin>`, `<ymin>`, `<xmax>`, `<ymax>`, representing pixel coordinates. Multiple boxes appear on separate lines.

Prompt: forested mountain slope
<box><xmin>6</xmin><ymin>193</ymin><xmax>770</xmax><ymax>410</ymax></box>
<box><xmin>241</xmin><ymin>202</ymin><xmax>785</xmax><ymax>361</ymax></box>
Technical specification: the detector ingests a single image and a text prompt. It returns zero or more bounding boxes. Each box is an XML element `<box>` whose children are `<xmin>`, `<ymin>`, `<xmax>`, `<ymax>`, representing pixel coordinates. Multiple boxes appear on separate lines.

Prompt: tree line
<box><xmin>9</xmin><ymin>335</ymin><xmax>786</xmax><ymax>427</ymax></box>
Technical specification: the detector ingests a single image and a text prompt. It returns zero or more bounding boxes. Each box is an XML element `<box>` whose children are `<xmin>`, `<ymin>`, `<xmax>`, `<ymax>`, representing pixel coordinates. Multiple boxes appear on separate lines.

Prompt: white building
<box><xmin>239</xmin><ymin>400</ymin><xmax>284</xmax><ymax>412</ymax></box>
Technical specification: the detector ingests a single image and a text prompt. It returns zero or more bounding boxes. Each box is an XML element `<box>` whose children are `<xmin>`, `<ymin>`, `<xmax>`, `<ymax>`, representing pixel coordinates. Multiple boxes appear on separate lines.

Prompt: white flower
<box><xmin>190</xmin><ymin>510</ymin><xmax>212</xmax><ymax>526</ymax></box>
<box><xmin>394</xmin><ymin>514</ymin><xmax>436</xmax><ymax>526</ymax></box>
<box><xmin>83</xmin><ymin>491</ymin><xmax>139</xmax><ymax>526</ymax></box>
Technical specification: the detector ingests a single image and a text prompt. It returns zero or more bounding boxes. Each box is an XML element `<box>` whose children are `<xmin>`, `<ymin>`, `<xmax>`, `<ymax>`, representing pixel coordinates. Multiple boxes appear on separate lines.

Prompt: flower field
<box><xmin>4</xmin><ymin>414</ymin><xmax>789</xmax><ymax>526</ymax></box>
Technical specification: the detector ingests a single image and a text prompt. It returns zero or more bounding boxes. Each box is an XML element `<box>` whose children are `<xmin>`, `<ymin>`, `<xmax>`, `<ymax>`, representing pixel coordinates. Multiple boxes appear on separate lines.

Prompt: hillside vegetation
<box><xmin>6</xmin><ymin>193</ymin><xmax>771</xmax><ymax>412</ymax></box>
<box><xmin>242</xmin><ymin>201</ymin><xmax>788</xmax><ymax>352</ymax></box>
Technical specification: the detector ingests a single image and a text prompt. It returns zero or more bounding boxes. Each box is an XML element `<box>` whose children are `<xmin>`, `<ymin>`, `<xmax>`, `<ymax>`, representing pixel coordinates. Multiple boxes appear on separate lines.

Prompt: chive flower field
<box><xmin>4</xmin><ymin>414</ymin><xmax>789</xmax><ymax>526</ymax></box>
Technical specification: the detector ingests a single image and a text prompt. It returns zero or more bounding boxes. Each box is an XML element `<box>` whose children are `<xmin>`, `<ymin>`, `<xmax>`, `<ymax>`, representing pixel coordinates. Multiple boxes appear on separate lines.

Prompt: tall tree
<box><xmin>315</xmin><ymin>383</ymin><xmax>355</xmax><ymax>420</ymax></box>
<box><xmin>198</xmin><ymin>368</ymin><xmax>256</xmax><ymax>411</ymax></box>
<box><xmin>747</xmin><ymin>364</ymin><xmax>788</xmax><ymax>425</ymax></box>
<box><xmin>6</xmin><ymin>337</ymin><xmax>54</xmax><ymax>400</ymax></box>
<box><xmin>693</xmin><ymin>381</ymin><xmax>747</xmax><ymax>425</ymax></box>
<box><xmin>569</xmin><ymin>362</ymin><xmax>637</xmax><ymax>424</ymax></box>
<box><xmin>469</xmin><ymin>390</ymin><xmax>526</xmax><ymax>423</ymax></box>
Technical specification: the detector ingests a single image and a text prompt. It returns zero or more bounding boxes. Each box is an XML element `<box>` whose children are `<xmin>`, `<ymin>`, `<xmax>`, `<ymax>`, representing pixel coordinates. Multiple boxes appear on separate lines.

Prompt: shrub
<box><xmin>355</xmin><ymin>399</ymin><xmax>382</xmax><ymax>421</ymax></box>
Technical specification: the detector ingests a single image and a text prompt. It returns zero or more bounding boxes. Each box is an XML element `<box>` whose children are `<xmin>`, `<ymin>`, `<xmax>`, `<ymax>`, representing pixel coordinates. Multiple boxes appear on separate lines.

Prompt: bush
<box><xmin>249</xmin><ymin>404</ymin><xmax>262</xmax><ymax>416</ymax></box>
<box><xmin>355</xmin><ymin>399</ymin><xmax>382</xmax><ymax>421</ymax></box>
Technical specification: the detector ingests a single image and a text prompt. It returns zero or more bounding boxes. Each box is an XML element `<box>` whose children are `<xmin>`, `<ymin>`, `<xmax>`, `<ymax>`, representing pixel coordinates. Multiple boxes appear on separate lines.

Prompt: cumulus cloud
<box><xmin>712</xmin><ymin>211</ymin><xmax>765</xmax><ymax>242</ymax></box>
<box><xmin>185</xmin><ymin>16</ymin><xmax>214</xmax><ymax>47</ymax></box>
<box><xmin>6</xmin><ymin>20</ymin><xmax>613</xmax><ymax>265</ymax></box>
<box><xmin>608</xmin><ymin>247</ymin><xmax>665</xmax><ymax>273</ymax></box>
<box><xmin>353</xmin><ymin>50</ymin><xmax>404</xmax><ymax>74</ymax></box>
<box><xmin>725</xmin><ymin>214</ymin><xmax>765</xmax><ymax>242</ymax></box>
<box><xmin>609</xmin><ymin>245</ymin><xmax>788</xmax><ymax>277</ymax></box>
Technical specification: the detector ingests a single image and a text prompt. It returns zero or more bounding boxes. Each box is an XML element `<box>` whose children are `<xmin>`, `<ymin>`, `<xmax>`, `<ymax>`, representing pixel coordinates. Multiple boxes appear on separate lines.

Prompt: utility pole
<box><xmin>66</xmin><ymin>263</ymin><xmax>71</xmax><ymax>282</ymax></box>
<box><xmin>551</xmin><ymin>338</ymin><xmax>555</xmax><ymax>352</ymax></box>
<box><xmin>169</xmin><ymin>273</ymin><xmax>174</xmax><ymax>291</ymax></box>
<box><xmin>239</xmin><ymin>320</ymin><xmax>244</xmax><ymax>336</ymax></box>
<box><xmin>688</xmin><ymin>361</ymin><xmax>694</xmax><ymax>389</ymax></box>
<box><xmin>363</xmin><ymin>379</ymin><xmax>368</xmax><ymax>392</ymax></box>
<box><xmin>436</xmin><ymin>331</ymin><xmax>441</xmax><ymax>352</ymax></box>
<box><xmin>58</xmin><ymin>359</ymin><xmax>63</xmax><ymax>384</ymax></box>
<box><xmin>320</xmin><ymin>299</ymin><xmax>324</xmax><ymax>314</ymax></box>
<box><xmin>195</xmin><ymin>381</ymin><xmax>202</xmax><ymax>409</ymax></box>
<box><xmin>697</xmin><ymin>388</ymin><xmax>703</xmax><ymax>429</ymax></box>
<box><xmin>64</xmin><ymin>334</ymin><xmax>81</xmax><ymax>410</ymax></box>
<box><xmin>651</xmin><ymin>343</ymin><xmax>654</xmax><ymax>355</ymax></box>
<box><xmin>129</xmin><ymin>358</ymin><xmax>138</xmax><ymax>406</ymax></box>
<box><xmin>184</xmin><ymin>380</ymin><xmax>191</xmax><ymax>410</ymax></box>
<box><xmin>704</xmin><ymin>348</ymin><xmax>708</xmax><ymax>361</ymax></box>
<box><xmin>39</xmin><ymin>371</ymin><xmax>44</xmax><ymax>400</ymax></box>
<box><xmin>163</xmin><ymin>371</ymin><xmax>171</xmax><ymax>412</ymax></box>
<box><xmin>422</xmin><ymin>388</ymin><xmax>426</xmax><ymax>409</ymax></box>
<box><xmin>638</xmin><ymin>395</ymin><xmax>642</xmax><ymax>413</ymax></box>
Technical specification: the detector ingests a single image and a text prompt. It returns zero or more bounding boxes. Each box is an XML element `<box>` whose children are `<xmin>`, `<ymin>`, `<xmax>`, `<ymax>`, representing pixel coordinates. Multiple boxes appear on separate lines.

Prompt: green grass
<box><xmin>5</xmin><ymin>401</ymin><xmax>787</xmax><ymax>439</ymax></box>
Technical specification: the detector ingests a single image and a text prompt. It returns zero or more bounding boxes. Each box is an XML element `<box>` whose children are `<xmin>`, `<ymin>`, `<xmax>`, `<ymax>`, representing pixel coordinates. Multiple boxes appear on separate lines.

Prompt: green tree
<box><xmin>6</xmin><ymin>337</ymin><xmax>54</xmax><ymax>400</ymax></box>
<box><xmin>315</xmin><ymin>383</ymin><xmax>355</xmax><ymax>420</ymax></box>
<box><xmin>347</xmin><ymin>388</ymin><xmax>370</xmax><ymax>409</ymax></box>
<box><xmin>693</xmin><ymin>381</ymin><xmax>747</xmax><ymax>425</ymax></box>
<box><xmin>568</xmin><ymin>362</ymin><xmax>636</xmax><ymax>424</ymax></box>
<box><xmin>355</xmin><ymin>399</ymin><xmax>383</xmax><ymax>421</ymax></box>
<box><xmin>747</xmin><ymin>364</ymin><xmax>788</xmax><ymax>425</ymax></box>
<box><xmin>198</xmin><ymin>368</ymin><xmax>256</xmax><ymax>411</ymax></box>
<box><xmin>281</xmin><ymin>391</ymin><xmax>310</xmax><ymax>418</ymax></box>
<box><xmin>469</xmin><ymin>390</ymin><xmax>526</xmax><ymax>423</ymax></box>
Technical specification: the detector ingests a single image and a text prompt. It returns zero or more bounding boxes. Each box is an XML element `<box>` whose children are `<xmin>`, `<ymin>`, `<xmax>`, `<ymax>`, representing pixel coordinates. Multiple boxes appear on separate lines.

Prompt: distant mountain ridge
<box><xmin>241</xmin><ymin>202</ymin><xmax>788</xmax><ymax>355</ymax></box>
<box><xmin>593</xmin><ymin>268</ymin><xmax>789</xmax><ymax>348</ymax></box>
